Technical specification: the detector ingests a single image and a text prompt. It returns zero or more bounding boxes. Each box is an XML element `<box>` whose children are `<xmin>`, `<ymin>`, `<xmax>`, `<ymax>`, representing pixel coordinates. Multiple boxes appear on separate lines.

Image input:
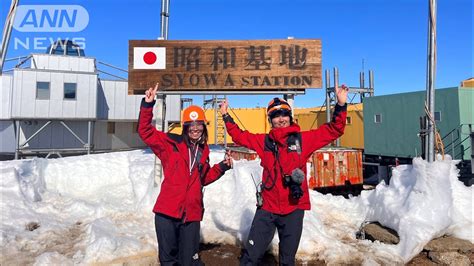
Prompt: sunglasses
<box><xmin>270</xmin><ymin>109</ymin><xmax>291</xmax><ymax>119</ymax></box>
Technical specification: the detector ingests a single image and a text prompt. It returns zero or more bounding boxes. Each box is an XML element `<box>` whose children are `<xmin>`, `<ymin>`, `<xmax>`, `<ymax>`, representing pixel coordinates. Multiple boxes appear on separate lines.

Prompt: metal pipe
<box><xmin>14</xmin><ymin>120</ymin><xmax>20</xmax><ymax>159</ymax></box>
<box><xmin>4</xmin><ymin>55</ymin><xmax>28</xmax><ymax>62</ymax></box>
<box><xmin>425</xmin><ymin>0</ymin><xmax>437</xmax><ymax>162</ymax></box>
<box><xmin>224</xmin><ymin>95</ymin><xmax>228</xmax><ymax>147</ymax></box>
<box><xmin>369</xmin><ymin>70</ymin><xmax>374</xmax><ymax>96</ymax></box>
<box><xmin>334</xmin><ymin>67</ymin><xmax>340</xmax><ymax>147</ymax></box>
<box><xmin>0</xmin><ymin>0</ymin><xmax>19</xmax><ymax>73</ymax></box>
<box><xmin>214</xmin><ymin>95</ymin><xmax>218</xmax><ymax>144</ymax></box>
<box><xmin>87</xmin><ymin>121</ymin><xmax>93</xmax><ymax>154</ymax></box>
<box><xmin>160</xmin><ymin>0</ymin><xmax>170</xmax><ymax>40</ymax></box>
<box><xmin>325</xmin><ymin>69</ymin><xmax>331</xmax><ymax>123</ymax></box>
<box><xmin>97</xmin><ymin>70</ymin><xmax>127</xmax><ymax>81</ymax></box>
<box><xmin>60</xmin><ymin>121</ymin><xmax>86</xmax><ymax>145</ymax></box>
<box><xmin>97</xmin><ymin>61</ymin><xmax>128</xmax><ymax>73</ymax></box>
<box><xmin>20</xmin><ymin>120</ymin><xmax>52</xmax><ymax>148</ymax></box>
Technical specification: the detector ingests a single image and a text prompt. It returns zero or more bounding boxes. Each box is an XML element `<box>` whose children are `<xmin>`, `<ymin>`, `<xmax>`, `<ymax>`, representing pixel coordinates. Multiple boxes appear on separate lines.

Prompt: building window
<box><xmin>107</xmin><ymin>122</ymin><xmax>115</xmax><ymax>134</ymax></box>
<box><xmin>434</xmin><ymin>111</ymin><xmax>441</xmax><ymax>122</ymax></box>
<box><xmin>36</xmin><ymin>82</ymin><xmax>50</xmax><ymax>100</ymax></box>
<box><xmin>374</xmin><ymin>114</ymin><xmax>382</xmax><ymax>123</ymax></box>
<box><xmin>346</xmin><ymin>116</ymin><xmax>352</xmax><ymax>125</ymax></box>
<box><xmin>64</xmin><ymin>83</ymin><xmax>77</xmax><ymax>100</ymax></box>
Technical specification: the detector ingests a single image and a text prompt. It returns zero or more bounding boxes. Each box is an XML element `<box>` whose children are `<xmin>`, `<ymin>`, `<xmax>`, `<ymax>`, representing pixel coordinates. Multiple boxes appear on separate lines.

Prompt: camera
<box><xmin>284</xmin><ymin>168</ymin><xmax>305</xmax><ymax>199</ymax></box>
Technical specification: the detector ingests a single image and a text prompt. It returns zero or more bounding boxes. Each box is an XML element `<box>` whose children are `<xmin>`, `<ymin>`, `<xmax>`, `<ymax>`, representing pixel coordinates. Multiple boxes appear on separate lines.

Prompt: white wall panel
<box><xmin>20</xmin><ymin>71</ymin><xmax>37</xmax><ymax>117</ymax></box>
<box><xmin>62</xmin><ymin>100</ymin><xmax>76</xmax><ymax>118</ymax></box>
<box><xmin>114</xmin><ymin>82</ymin><xmax>126</xmax><ymax>120</ymax></box>
<box><xmin>125</xmin><ymin>91</ymin><xmax>137</xmax><ymax>120</ymax></box>
<box><xmin>12</xmin><ymin>71</ymin><xmax>22</xmax><ymax>116</ymax></box>
<box><xmin>88</xmin><ymin>75</ymin><xmax>97</xmax><ymax>117</ymax></box>
<box><xmin>75</xmin><ymin>74</ymin><xmax>89</xmax><ymax>118</ymax></box>
<box><xmin>166</xmin><ymin>95</ymin><xmax>181</xmax><ymax>122</ymax></box>
<box><xmin>32</xmin><ymin>54</ymin><xmax>95</xmax><ymax>72</ymax></box>
<box><xmin>58</xmin><ymin>57</ymin><xmax>69</xmax><ymax>70</ymax></box>
<box><xmin>50</xmin><ymin>100</ymin><xmax>63</xmax><ymax>116</ymax></box>
<box><xmin>36</xmin><ymin>55</ymin><xmax>48</xmax><ymax>70</ymax></box>
<box><xmin>48</xmin><ymin>56</ymin><xmax>59</xmax><ymax>70</ymax></box>
<box><xmin>69</xmin><ymin>57</ymin><xmax>79</xmax><ymax>72</ymax></box>
<box><xmin>50</xmin><ymin>73</ymin><xmax>64</xmax><ymax>101</ymax></box>
<box><xmin>35</xmin><ymin>100</ymin><xmax>50</xmax><ymax>118</ymax></box>
<box><xmin>0</xmin><ymin>75</ymin><xmax>13</xmax><ymax>119</ymax></box>
<box><xmin>12</xmin><ymin>69</ymin><xmax>97</xmax><ymax>119</ymax></box>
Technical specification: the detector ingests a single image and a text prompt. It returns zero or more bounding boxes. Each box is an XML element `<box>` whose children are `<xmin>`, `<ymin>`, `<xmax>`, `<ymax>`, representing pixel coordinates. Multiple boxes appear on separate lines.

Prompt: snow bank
<box><xmin>0</xmin><ymin>150</ymin><xmax>472</xmax><ymax>265</ymax></box>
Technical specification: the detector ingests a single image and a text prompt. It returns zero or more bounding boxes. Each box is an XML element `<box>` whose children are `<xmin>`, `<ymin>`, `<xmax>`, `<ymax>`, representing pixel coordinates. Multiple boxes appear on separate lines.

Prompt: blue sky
<box><xmin>1</xmin><ymin>0</ymin><xmax>472</xmax><ymax>108</ymax></box>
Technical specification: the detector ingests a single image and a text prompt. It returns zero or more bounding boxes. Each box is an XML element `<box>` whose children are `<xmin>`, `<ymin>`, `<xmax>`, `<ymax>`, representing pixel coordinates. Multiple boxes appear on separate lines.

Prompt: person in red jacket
<box><xmin>219</xmin><ymin>85</ymin><xmax>348</xmax><ymax>266</ymax></box>
<box><xmin>139</xmin><ymin>83</ymin><xmax>232</xmax><ymax>266</ymax></box>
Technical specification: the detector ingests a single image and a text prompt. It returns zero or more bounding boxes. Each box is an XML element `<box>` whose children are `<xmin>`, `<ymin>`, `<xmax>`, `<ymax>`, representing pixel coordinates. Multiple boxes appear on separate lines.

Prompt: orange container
<box><xmin>308</xmin><ymin>148</ymin><xmax>363</xmax><ymax>189</ymax></box>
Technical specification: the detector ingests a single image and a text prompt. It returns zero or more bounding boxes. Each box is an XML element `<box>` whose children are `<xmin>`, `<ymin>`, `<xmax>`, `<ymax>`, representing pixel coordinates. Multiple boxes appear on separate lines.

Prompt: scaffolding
<box><xmin>203</xmin><ymin>95</ymin><xmax>227</xmax><ymax>146</ymax></box>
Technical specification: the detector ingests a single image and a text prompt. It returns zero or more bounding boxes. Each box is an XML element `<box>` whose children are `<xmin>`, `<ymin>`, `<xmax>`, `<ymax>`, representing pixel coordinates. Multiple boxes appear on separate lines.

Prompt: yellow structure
<box><xmin>461</xmin><ymin>78</ymin><xmax>474</xmax><ymax>87</ymax></box>
<box><xmin>294</xmin><ymin>104</ymin><xmax>364</xmax><ymax>149</ymax></box>
<box><xmin>170</xmin><ymin>104</ymin><xmax>364</xmax><ymax>149</ymax></box>
<box><xmin>169</xmin><ymin>108</ymin><xmax>271</xmax><ymax>144</ymax></box>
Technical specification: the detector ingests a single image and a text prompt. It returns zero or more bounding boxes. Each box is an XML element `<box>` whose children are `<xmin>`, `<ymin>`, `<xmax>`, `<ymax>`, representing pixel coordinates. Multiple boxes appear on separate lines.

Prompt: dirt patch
<box><xmin>97</xmin><ymin>244</ymin><xmax>325</xmax><ymax>266</ymax></box>
<box><xmin>0</xmin><ymin>221</ymin><xmax>85</xmax><ymax>265</ymax></box>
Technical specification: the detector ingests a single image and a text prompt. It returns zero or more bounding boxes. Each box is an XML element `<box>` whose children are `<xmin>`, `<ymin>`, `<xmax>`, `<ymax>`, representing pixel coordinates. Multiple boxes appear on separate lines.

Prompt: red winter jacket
<box><xmin>224</xmin><ymin>104</ymin><xmax>347</xmax><ymax>215</ymax></box>
<box><xmin>138</xmin><ymin>100</ymin><xmax>229</xmax><ymax>222</ymax></box>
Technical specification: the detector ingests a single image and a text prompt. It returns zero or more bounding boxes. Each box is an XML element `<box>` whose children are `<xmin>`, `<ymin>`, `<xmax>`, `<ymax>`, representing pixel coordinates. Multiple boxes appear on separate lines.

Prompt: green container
<box><xmin>363</xmin><ymin>86</ymin><xmax>473</xmax><ymax>161</ymax></box>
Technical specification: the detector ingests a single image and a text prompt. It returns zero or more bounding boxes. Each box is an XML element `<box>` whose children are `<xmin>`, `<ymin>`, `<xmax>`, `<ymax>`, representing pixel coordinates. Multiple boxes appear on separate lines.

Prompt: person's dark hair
<box><xmin>182</xmin><ymin>122</ymin><xmax>208</xmax><ymax>145</ymax></box>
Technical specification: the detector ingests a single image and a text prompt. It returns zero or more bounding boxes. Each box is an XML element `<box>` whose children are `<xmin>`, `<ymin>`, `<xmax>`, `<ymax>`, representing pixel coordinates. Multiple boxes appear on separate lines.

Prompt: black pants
<box><xmin>155</xmin><ymin>213</ymin><xmax>203</xmax><ymax>266</ymax></box>
<box><xmin>240</xmin><ymin>209</ymin><xmax>304</xmax><ymax>266</ymax></box>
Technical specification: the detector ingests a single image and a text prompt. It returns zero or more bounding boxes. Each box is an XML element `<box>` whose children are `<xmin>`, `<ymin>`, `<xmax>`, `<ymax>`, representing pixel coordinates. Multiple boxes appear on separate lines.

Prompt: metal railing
<box><xmin>441</xmin><ymin>124</ymin><xmax>472</xmax><ymax>160</ymax></box>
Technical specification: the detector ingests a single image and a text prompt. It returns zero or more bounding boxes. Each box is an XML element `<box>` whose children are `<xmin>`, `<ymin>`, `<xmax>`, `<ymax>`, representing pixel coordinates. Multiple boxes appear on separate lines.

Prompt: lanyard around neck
<box><xmin>188</xmin><ymin>144</ymin><xmax>199</xmax><ymax>175</ymax></box>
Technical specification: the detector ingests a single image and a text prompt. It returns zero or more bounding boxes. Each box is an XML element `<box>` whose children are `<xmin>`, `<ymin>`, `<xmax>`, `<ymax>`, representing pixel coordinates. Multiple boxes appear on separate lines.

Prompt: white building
<box><xmin>0</xmin><ymin>41</ymin><xmax>180</xmax><ymax>159</ymax></box>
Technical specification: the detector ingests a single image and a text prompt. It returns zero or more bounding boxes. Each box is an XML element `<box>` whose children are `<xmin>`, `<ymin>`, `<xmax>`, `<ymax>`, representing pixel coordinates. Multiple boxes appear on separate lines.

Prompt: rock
<box><xmin>360</xmin><ymin>222</ymin><xmax>399</xmax><ymax>244</ymax></box>
<box><xmin>25</xmin><ymin>222</ymin><xmax>40</xmax><ymax>231</ymax></box>
<box><xmin>424</xmin><ymin>236</ymin><xmax>473</xmax><ymax>254</ymax></box>
<box><xmin>406</xmin><ymin>252</ymin><xmax>437</xmax><ymax>265</ymax></box>
<box><xmin>428</xmin><ymin>251</ymin><xmax>471</xmax><ymax>266</ymax></box>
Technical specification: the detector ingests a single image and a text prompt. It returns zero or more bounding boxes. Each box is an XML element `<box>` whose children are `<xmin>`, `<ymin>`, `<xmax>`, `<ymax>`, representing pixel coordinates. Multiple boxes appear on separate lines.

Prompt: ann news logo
<box><xmin>13</xmin><ymin>5</ymin><xmax>89</xmax><ymax>32</ymax></box>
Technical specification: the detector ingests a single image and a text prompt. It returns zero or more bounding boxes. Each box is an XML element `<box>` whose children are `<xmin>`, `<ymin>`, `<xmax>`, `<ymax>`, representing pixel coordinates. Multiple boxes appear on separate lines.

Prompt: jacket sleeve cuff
<box><xmin>334</xmin><ymin>103</ymin><xmax>347</xmax><ymax>115</ymax></box>
<box><xmin>218</xmin><ymin>161</ymin><xmax>231</xmax><ymax>172</ymax></box>
<box><xmin>222</xmin><ymin>113</ymin><xmax>235</xmax><ymax>124</ymax></box>
<box><xmin>141</xmin><ymin>98</ymin><xmax>155</xmax><ymax>108</ymax></box>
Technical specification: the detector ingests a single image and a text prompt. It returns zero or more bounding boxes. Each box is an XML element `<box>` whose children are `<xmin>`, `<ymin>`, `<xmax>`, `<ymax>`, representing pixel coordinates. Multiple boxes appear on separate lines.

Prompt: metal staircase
<box><xmin>442</xmin><ymin>124</ymin><xmax>473</xmax><ymax>185</ymax></box>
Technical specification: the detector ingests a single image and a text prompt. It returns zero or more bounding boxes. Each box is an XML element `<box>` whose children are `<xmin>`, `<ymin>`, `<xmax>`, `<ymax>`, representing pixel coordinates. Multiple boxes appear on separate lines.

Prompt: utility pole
<box><xmin>424</xmin><ymin>0</ymin><xmax>437</xmax><ymax>162</ymax></box>
<box><xmin>153</xmin><ymin>0</ymin><xmax>171</xmax><ymax>185</ymax></box>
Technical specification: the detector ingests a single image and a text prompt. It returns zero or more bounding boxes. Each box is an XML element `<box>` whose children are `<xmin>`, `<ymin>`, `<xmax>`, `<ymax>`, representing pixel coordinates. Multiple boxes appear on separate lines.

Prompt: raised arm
<box><xmin>201</xmin><ymin>150</ymin><xmax>233</xmax><ymax>186</ymax></box>
<box><xmin>138</xmin><ymin>83</ymin><xmax>169</xmax><ymax>158</ymax></box>
<box><xmin>219</xmin><ymin>99</ymin><xmax>265</xmax><ymax>155</ymax></box>
<box><xmin>303</xmin><ymin>84</ymin><xmax>349</xmax><ymax>155</ymax></box>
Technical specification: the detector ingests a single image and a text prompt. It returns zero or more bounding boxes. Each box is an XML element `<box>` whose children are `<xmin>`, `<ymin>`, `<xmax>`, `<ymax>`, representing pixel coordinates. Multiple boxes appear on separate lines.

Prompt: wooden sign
<box><xmin>128</xmin><ymin>39</ymin><xmax>321</xmax><ymax>94</ymax></box>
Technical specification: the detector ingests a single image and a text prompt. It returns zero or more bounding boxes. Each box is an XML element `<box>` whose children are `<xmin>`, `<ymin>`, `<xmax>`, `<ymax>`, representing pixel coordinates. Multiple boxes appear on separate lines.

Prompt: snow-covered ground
<box><xmin>0</xmin><ymin>149</ymin><xmax>472</xmax><ymax>265</ymax></box>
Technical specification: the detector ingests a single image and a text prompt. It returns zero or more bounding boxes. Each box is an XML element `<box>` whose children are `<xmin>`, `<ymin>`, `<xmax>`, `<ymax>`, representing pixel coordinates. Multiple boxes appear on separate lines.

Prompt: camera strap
<box><xmin>263</xmin><ymin>133</ymin><xmax>302</xmax><ymax>190</ymax></box>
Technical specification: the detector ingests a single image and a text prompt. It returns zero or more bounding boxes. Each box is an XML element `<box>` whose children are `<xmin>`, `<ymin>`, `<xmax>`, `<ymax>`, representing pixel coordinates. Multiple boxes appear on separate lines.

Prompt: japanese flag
<box><xmin>133</xmin><ymin>47</ymin><xmax>166</xmax><ymax>69</ymax></box>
